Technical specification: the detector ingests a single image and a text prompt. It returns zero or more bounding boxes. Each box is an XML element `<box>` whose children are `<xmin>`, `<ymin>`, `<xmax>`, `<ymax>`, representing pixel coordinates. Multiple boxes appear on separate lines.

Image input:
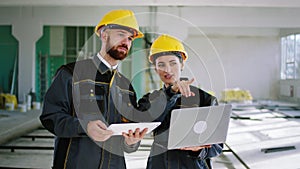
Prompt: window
<box><xmin>281</xmin><ymin>34</ymin><xmax>300</xmax><ymax>79</ymax></box>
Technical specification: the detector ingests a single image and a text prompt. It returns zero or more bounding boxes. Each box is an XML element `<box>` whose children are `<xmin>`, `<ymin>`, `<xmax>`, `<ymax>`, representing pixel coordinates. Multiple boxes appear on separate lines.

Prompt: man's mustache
<box><xmin>118</xmin><ymin>44</ymin><xmax>128</xmax><ymax>50</ymax></box>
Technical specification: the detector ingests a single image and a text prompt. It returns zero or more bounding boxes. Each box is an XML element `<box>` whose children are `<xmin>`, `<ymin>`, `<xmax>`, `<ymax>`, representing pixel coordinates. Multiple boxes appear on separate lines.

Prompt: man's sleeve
<box><xmin>122</xmin><ymin>139</ymin><xmax>141</xmax><ymax>153</ymax></box>
<box><xmin>40</xmin><ymin>68</ymin><xmax>86</xmax><ymax>137</ymax></box>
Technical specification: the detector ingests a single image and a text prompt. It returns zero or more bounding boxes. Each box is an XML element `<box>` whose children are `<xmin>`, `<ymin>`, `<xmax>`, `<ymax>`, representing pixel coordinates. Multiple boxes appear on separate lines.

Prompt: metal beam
<box><xmin>1</xmin><ymin>0</ymin><xmax>300</xmax><ymax>8</ymax></box>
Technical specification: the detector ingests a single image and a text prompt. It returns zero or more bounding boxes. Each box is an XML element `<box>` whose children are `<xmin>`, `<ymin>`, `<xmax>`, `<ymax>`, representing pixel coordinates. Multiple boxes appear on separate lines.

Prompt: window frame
<box><xmin>281</xmin><ymin>33</ymin><xmax>300</xmax><ymax>80</ymax></box>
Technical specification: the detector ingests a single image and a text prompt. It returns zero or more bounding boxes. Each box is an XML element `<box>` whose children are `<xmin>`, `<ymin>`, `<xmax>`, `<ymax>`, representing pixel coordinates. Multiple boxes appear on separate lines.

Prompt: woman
<box><xmin>141</xmin><ymin>34</ymin><xmax>223</xmax><ymax>169</ymax></box>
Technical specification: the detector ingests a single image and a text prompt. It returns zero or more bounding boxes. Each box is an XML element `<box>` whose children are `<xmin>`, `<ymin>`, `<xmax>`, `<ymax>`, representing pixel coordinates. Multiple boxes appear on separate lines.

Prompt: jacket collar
<box><xmin>92</xmin><ymin>55</ymin><xmax>117</xmax><ymax>74</ymax></box>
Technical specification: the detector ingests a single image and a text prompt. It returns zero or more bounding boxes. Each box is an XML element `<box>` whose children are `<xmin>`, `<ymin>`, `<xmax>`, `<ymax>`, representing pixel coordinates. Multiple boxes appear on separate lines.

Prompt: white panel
<box><xmin>280</xmin><ymin>85</ymin><xmax>290</xmax><ymax>96</ymax></box>
<box><xmin>297</xmin><ymin>86</ymin><xmax>300</xmax><ymax>98</ymax></box>
<box><xmin>185</xmin><ymin>34</ymin><xmax>279</xmax><ymax>100</ymax></box>
<box><xmin>50</xmin><ymin>26</ymin><xmax>64</xmax><ymax>56</ymax></box>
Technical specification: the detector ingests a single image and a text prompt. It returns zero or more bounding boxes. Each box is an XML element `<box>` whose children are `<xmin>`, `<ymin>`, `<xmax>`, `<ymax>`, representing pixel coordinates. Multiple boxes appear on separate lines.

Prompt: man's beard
<box><xmin>106</xmin><ymin>37</ymin><xmax>128</xmax><ymax>60</ymax></box>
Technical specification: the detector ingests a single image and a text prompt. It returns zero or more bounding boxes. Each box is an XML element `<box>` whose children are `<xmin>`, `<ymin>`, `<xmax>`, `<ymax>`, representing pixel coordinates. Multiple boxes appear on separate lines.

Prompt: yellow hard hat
<box><xmin>149</xmin><ymin>34</ymin><xmax>188</xmax><ymax>63</ymax></box>
<box><xmin>95</xmin><ymin>9</ymin><xmax>144</xmax><ymax>39</ymax></box>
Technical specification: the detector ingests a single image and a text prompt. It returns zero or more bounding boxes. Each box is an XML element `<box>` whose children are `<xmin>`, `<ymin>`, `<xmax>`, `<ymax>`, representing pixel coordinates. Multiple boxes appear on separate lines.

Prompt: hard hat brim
<box><xmin>95</xmin><ymin>24</ymin><xmax>144</xmax><ymax>39</ymax></box>
<box><xmin>149</xmin><ymin>51</ymin><xmax>187</xmax><ymax>63</ymax></box>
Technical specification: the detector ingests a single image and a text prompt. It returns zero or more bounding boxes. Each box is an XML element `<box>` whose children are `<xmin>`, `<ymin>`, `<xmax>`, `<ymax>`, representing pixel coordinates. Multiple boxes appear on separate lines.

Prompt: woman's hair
<box><xmin>152</xmin><ymin>51</ymin><xmax>183</xmax><ymax>65</ymax></box>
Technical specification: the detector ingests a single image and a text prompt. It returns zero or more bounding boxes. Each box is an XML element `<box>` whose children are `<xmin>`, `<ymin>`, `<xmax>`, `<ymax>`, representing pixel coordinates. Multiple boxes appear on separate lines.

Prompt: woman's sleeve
<box><xmin>122</xmin><ymin>89</ymin><xmax>170</xmax><ymax>122</ymax></box>
<box><xmin>196</xmin><ymin>143</ymin><xmax>223</xmax><ymax>159</ymax></box>
<box><xmin>190</xmin><ymin>89</ymin><xmax>223</xmax><ymax>159</ymax></box>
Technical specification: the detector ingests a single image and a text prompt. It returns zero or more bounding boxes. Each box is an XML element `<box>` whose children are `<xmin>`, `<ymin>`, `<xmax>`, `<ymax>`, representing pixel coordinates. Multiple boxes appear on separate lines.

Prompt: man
<box><xmin>40</xmin><ymin>9</ymin><xmax>147</xmax><ymax>169</ymax></box>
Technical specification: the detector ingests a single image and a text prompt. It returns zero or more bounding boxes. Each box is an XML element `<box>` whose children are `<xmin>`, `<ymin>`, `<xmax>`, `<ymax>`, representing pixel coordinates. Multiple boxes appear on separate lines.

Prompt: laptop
<box><xmin>167</xmin><ymin>104</ymin><xmax>232</xmax><ymax>150</ymax></box>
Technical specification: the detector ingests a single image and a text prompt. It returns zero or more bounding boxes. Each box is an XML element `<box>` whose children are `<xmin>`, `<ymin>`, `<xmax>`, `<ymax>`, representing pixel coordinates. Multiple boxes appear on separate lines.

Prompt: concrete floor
<box><xmin>0</xmin><ymin>129</ymin><xmax>244</xmax><ymax>169</ymax></box>
<box><xmin>1</xmin><ymin>100</ymin><xmax>300</xmax><ymax>169</ymax></box>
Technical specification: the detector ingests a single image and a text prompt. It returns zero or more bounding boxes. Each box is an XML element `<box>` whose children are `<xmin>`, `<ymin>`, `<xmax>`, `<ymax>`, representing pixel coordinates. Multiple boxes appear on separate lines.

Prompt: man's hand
<box><xmin>180</xmin><ymin>145</ymin><xmax>211</xmax><ymax>151</ymax></box>
<box><xmin>122</xmin><ymin>128</ymin><xmax>148</xmax><ymax>145</ymax></box>
<box><xmin>87</xmin><ymin>120</ymin><xmax>113</xmax><ymax>142</ymax></box>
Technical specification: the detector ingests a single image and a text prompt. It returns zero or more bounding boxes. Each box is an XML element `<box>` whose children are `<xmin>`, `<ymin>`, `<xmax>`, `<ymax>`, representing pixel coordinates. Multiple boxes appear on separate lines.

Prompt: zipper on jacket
<box><xmin>99</xmin><ymin>70</ymin><xmax>116</xmax><ymax>169</ymax></box>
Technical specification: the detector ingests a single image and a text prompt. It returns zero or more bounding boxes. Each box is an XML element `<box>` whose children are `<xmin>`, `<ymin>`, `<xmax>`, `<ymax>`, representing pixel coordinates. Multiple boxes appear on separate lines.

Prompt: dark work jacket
<box><xmin>40</xmin><ymin>56</ymin><xmax>140</xmax><ymax>169</ymax></box>
<box><xmin>141</xmin><ymin>86</ymin><xmax>223</xmax><ymax>169</ymax></box>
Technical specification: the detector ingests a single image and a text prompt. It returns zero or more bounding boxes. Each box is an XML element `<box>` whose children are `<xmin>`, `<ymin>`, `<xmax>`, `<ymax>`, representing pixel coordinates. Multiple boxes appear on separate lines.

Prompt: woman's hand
<box><xmin>180</xmin><ymin>145</ymin><xmax>212</xmax><ymax>151</ymax></box>
<box><xmin>171</xmin><ymin>78</ymin><xmax>195</xmax><ymax>97</ymax></box>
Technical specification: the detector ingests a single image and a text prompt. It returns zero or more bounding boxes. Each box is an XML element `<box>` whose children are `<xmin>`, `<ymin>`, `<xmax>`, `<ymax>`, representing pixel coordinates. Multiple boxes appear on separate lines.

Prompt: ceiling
<box><xmin>1</xmin><ymin>0</ymin><xmax>300</xmax><ymax>7</ymax></box>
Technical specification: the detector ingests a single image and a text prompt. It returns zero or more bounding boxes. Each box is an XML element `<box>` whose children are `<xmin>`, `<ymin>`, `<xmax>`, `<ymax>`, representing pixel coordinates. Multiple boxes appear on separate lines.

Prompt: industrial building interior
<box><xmin>0</xmin><ymin>0</ymin><xmax>300</xmax><ymax>168</ymax></box>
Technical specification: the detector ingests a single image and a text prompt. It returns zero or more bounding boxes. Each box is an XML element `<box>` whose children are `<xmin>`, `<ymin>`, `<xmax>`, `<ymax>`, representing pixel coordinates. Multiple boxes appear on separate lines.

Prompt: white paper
<box><xmin>108</xmin><ymin>122</ymin><xmax>161</xmax><ymax>135</ymax></box>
